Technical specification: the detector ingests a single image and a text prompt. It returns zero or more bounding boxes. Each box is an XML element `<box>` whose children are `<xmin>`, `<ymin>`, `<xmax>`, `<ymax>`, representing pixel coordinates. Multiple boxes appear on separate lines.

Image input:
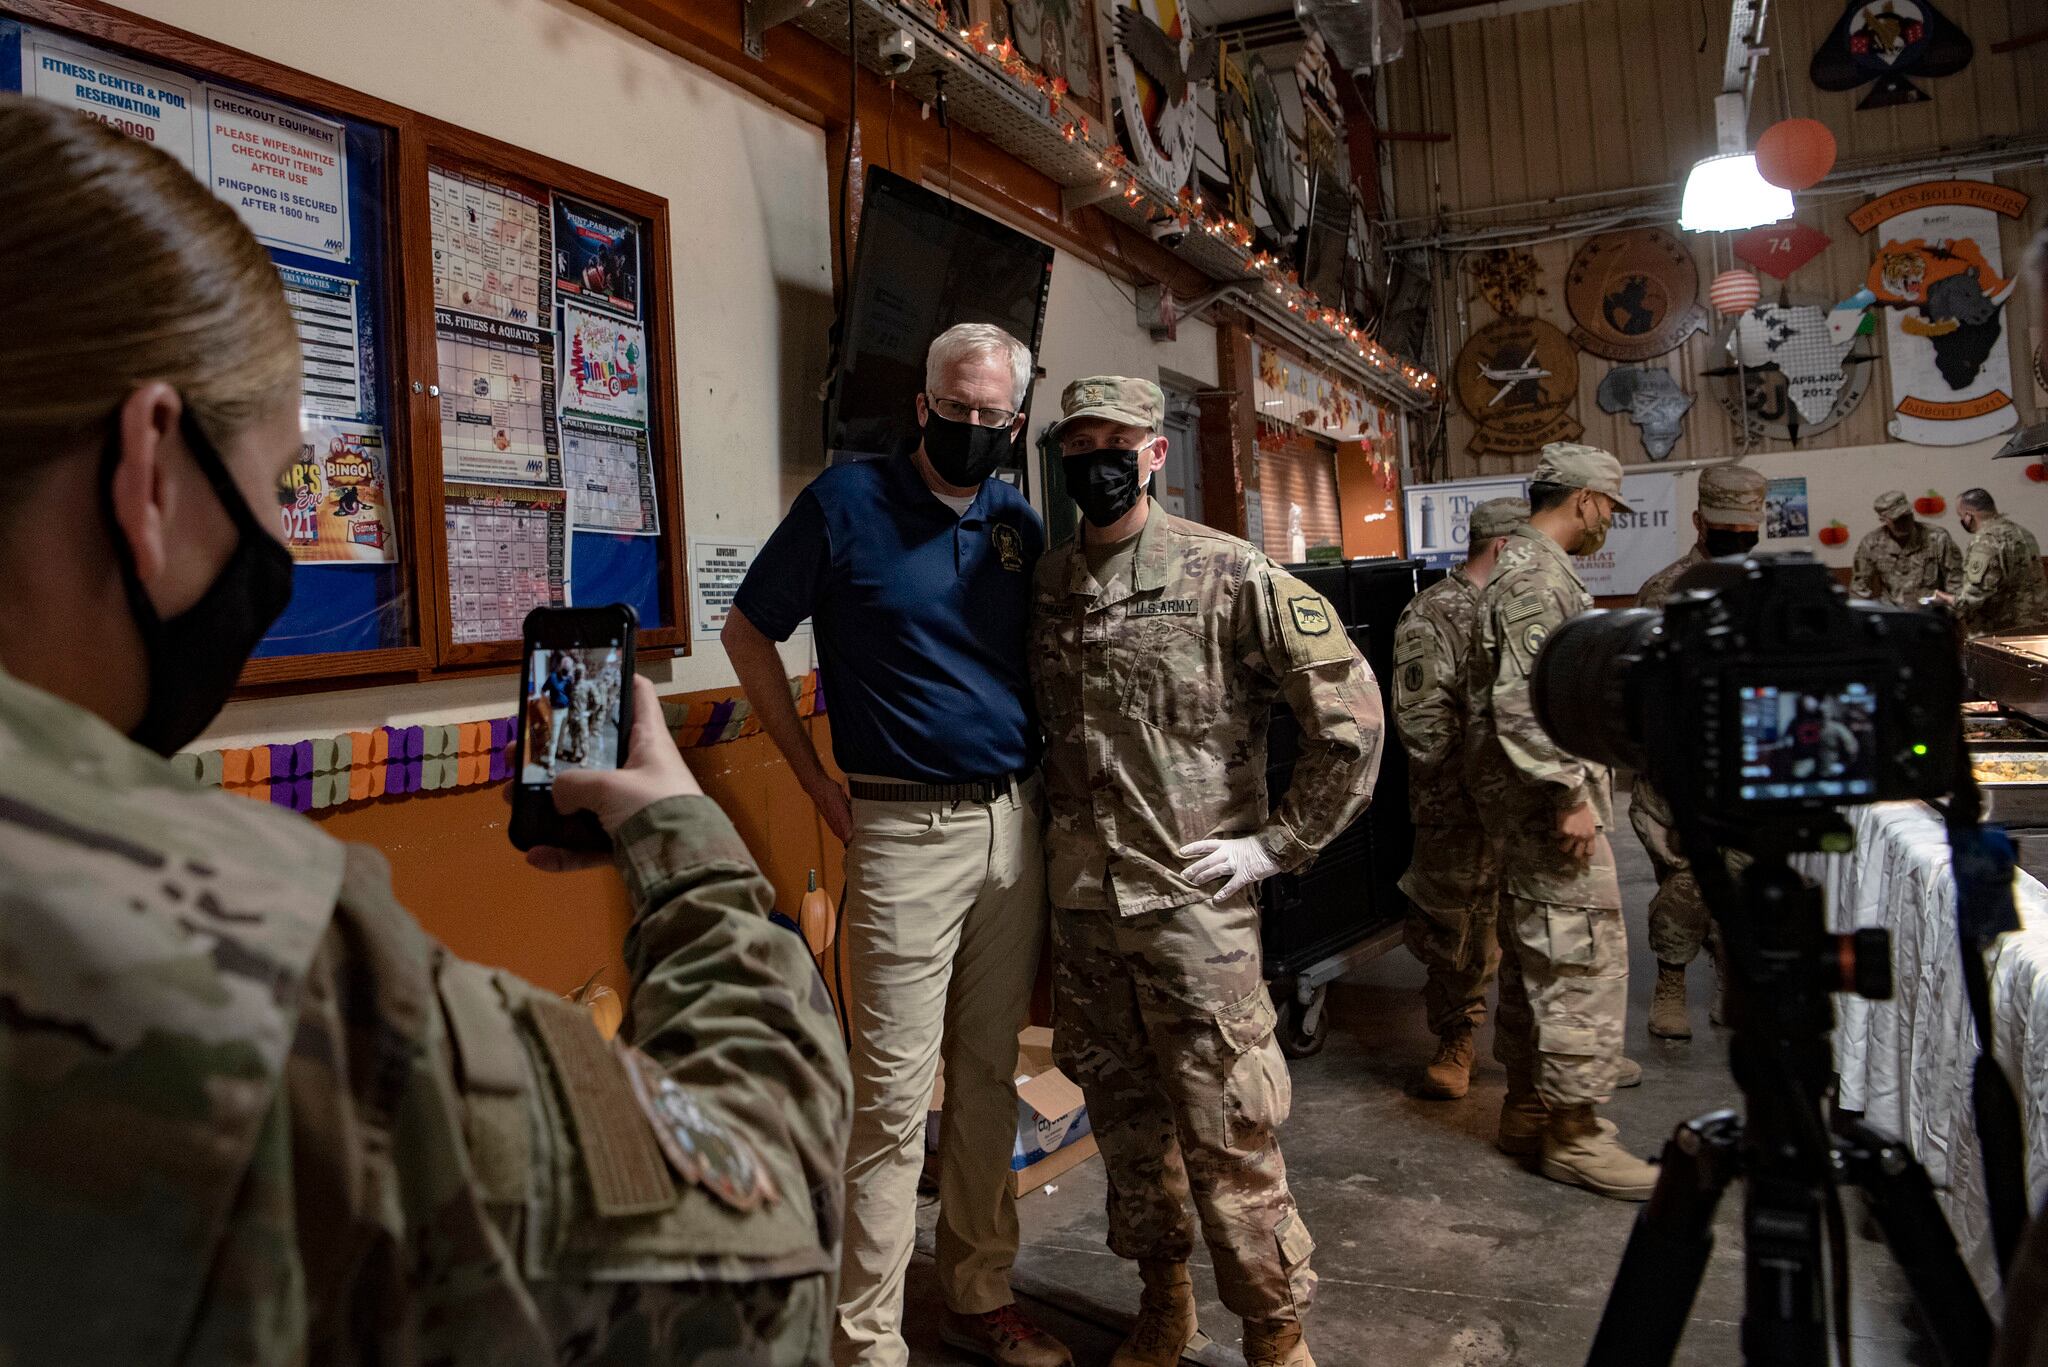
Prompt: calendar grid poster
<box><xmin>444</xmin><ymin>482</ymin><xmax>572</xmax><ymax>643</ymax></box>
<box><xmin>431</xmin><ymin>165</ymin><xmax>559</xmax><ymax>489</ymax></box>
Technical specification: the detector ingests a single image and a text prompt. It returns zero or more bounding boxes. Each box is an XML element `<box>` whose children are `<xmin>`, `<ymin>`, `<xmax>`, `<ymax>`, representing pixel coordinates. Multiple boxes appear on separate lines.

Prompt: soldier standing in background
<box><xmin>1033</xmin><ymin>377</ymin><xmax>1384</xmax><ymax>1367</ymax></box>
<box><xmin>1630</xmin><ymin>463</ymin><xmax>1767</xmax><ymax>1041</ymax></box>
<box><xmin>1392</xmin><ymin>497</ymin><xmax>1524</xmax><ymax>1099</ymax></box>
<box><xmin>1467</xmin><ymin>443</ymin><xmax>1658</xmax><ymax>1202</ymax></box>
<box><xmin>1937</xmin><ymin>489</ymin><xmax>2048</xmax><ymax>637</ymax></box>
<box><xmin>1851</xmin><ymin>490</ymin><xmax>1962</xmax><ymax>608</ymax></box>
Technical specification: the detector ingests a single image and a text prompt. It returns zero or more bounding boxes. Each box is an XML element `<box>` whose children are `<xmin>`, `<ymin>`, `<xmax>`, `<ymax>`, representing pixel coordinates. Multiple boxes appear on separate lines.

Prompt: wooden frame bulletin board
<box><xmin>1</xmin><ymin>0</ymin><xmax>689</xmax><ymax>688</ymax></box>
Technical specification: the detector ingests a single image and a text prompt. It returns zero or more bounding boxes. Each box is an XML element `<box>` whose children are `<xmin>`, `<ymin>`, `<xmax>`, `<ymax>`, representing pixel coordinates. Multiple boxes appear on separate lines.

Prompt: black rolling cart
<box><xmin>1259</xmin><ymin>557</ymin><xmax>1436</xmax><ymax>1056</ymax></box>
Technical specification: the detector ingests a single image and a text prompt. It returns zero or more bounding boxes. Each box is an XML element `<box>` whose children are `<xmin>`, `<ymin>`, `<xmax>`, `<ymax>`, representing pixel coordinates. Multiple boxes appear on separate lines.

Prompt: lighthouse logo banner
<box><xmin>1851</xmin><ymin>178</ymin><xmax>2028</xmax><ymax>447</ymax></box>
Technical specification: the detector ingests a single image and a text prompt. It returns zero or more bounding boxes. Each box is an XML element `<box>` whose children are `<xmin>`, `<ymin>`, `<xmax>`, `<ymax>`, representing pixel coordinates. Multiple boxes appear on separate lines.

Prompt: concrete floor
<box><xmin>901</xmin><ymin>835</ymin><xmax>1943</xmax><ymax>1366</ymax></box>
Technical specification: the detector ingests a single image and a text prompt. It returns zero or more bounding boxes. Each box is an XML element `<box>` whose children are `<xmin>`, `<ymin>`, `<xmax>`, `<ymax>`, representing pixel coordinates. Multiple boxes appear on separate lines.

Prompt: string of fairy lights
<box><xmin>904</xmin><ymin>0</ymin><xmax>1440</xmax><ymax>401</ymax></box>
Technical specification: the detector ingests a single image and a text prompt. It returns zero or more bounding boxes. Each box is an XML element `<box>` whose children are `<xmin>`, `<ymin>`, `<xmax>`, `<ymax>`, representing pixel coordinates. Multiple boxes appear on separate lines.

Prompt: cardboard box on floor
<box><xmin>927</xmin><ymin>1026</ymin><xmax>1098</xmax><ymax>1197</ymax></box>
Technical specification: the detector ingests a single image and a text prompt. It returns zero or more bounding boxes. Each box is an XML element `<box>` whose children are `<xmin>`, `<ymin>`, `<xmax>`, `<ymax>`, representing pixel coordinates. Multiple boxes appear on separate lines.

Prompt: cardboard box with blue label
<box><xmin>927</xmin><ymin>1027</ymin><xmax>1097</xmax><ymax>1196</ymax></box>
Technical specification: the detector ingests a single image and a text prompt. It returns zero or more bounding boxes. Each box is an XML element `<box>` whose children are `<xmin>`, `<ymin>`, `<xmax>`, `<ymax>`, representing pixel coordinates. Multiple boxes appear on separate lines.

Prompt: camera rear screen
<box><xmin>1737</xmin><ymin>682</ymin><xmax>1878</xmax><ymax>802</ymax></box>
<box><xmin>523</xmin><ymin>644</ymin><xmax>625</xmax><ymax>785</ymax></box>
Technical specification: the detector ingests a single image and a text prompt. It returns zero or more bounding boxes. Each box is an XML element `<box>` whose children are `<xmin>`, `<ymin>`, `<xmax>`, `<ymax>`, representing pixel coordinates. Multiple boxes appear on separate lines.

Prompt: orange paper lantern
<box><xmin>1755</xmin><ymin>118</ymin><xmax>1837</xmax><ymax>191</ymax></box>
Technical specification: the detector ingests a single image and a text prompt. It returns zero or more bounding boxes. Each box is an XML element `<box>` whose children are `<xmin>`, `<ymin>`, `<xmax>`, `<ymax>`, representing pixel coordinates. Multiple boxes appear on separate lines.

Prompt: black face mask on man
<box><xmin>101</xmin><ymin>407</ymin><xmax>295</xmax><ymax>755</ymax></box>
<box><xmin>1703</xmin><ymin>527</ymin><xmax>1761</xmax><ymax>558</ymax></box>
<box><xmin>921</xmin><ymin>408</ymin><xmax>1013</xmax><ymax>487</ymax></box>
<box><xmin>1063</xmin><ymin>448</ymin><xmax>1146</xmax><ymax>528</ymax></box>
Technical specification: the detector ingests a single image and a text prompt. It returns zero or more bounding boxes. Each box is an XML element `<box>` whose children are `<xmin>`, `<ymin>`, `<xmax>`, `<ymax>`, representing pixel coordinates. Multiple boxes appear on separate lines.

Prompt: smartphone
<box><xmin>511</xmin><ymin>604</ymin><xmax>638</xmax><ymax>852</ymax></box>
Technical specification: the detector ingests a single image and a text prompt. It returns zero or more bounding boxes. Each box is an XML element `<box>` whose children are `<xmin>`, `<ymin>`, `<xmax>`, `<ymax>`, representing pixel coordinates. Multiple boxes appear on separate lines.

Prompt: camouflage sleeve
<box><xmin>1244</xmin><ymin>564</ymin><xmax>1386</xmax><ymax>869</ymax></box>
<box><xmin>1490</xmin><ymin>586</ymin><xmax>1596</xmax><ymax>809</ymax></box>
<box><xmin>1849</xmin><ymin>536</ymin><xmax>1881</xmax><ymax>601</ymax></box>
<box><xmin>612</xmin><ymin>795</ymin><xmax>852</xmax><ymax>1259</ymax></box>
<box><xmin>1954</xmin><ymin>534</ymin><xmax>2003</xmax><ymax>617</ymax></box>
<box><xmin>1939</xmin><ymin>532</ymin><xmax>1965</xmax><ymax>596</ymax></box>
<box><xmin>1391</xmin><ymin>608</ymin><xmax>1458</xmax><ymax>772</ymax></box>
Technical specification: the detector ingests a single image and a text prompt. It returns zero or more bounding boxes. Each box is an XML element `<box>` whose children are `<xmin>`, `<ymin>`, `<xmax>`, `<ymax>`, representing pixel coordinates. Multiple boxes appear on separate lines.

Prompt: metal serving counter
<box><xmin>1963</xmin><ymin>634</ymin><xmax>2048</xmax><ymax>876</ymax></box>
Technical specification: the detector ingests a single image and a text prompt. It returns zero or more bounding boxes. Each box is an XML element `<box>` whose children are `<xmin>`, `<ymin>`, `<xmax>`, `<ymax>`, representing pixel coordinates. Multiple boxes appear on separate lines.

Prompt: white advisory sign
<box><xmin>23</xmin><ymin>30</ymin><xmax>200</xmax><ymax>170</ymax></box>
<box><xmin>1403</xmin><ymin>475</ymin><xmax>1530</xmax><ymax>569</ymax></box>
<box><xmin>691</xmin><ymin>539</ymin><xmax>758</xmax><ymax>636</ymax></box>
<box><xmin>203</xmin><ymin>86</ymin><xmax>349</xmax><ymax>261</ymax></box>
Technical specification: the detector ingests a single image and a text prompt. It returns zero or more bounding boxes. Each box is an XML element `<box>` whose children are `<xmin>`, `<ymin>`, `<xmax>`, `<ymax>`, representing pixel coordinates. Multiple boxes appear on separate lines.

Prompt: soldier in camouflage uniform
<box><xmin>1629</xmin><ymin>464</ymin><xmax>1767</xmax><ymax>1041</ymax></box>
<box><xmin>1851</xmin><ymin>490</ymin><xmax>1963</xmax><ymax>609</ymax></box>
<box><xmin>1031</xmin><ymin>377</ymin><xmax>1384</xmax><ymax>1367</ymax></box>
<box><xmin>0</xmin><ymin>96</ymin><xmax>848</xmax><ymax>1365</ymax></box>
<box><xmin>1466</xmin><ymin>443</ymin><xmax>1658</xmax><ymax>1202</ymax></box>
<box><xmin>1937</xmin><ymin>489</ymin><xmax>2048</xmax><ymax>637</ymax></box>
<box><xmin>1393</xmin><ymin>497</ymin><xmax>1525</xmax><ymax>1099</ymax></box>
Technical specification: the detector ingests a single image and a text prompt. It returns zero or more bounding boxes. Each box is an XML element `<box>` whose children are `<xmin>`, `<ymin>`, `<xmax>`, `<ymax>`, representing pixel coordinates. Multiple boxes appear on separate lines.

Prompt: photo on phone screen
<box><xmin>523</xmin><ymin>644</ymin><xmax>626</xmax><ymax>783</ymax></box>
<box><xmin>512</xmin><ymin>604</ymin><xmax>636</xmax><ymax>852</ymax></box>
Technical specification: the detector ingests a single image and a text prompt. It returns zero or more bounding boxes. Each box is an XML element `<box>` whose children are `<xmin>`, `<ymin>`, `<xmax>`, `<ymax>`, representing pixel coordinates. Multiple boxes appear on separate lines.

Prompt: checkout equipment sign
<box><xmin>1404</xmin><ymin>471</ymin><xmax>1683</xmax><ymax>596</ymax></box>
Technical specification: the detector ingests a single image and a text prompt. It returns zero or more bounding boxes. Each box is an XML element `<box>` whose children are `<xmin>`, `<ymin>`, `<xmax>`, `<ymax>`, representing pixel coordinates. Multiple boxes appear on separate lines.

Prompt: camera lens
<box><xmin>1530</xmin><ymin>608</ymin><xmax>1662</xmax><ymax>774</ymax></box>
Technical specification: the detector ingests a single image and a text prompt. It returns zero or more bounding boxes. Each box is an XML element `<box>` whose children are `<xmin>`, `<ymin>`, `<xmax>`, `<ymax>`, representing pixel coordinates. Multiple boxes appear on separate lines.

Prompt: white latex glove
<box><xmin>1178</xmin><ymin>837</ymin><xmax>1281</xmax><ymax>902</ymax></box>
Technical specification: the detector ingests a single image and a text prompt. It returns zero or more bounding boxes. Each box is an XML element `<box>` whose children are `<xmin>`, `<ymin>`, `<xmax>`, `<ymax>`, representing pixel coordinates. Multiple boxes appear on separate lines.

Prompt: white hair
<box><xmin>925</xmin><ymin>322</ymin><xmax>1032</xmax><ymax>409</ymax></box>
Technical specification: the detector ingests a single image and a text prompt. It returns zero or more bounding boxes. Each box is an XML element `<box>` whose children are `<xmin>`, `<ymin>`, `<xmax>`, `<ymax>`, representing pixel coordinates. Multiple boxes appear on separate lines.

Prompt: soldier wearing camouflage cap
<box><xmin>1852</xmin><ymin>489</ymin><xmax>1962</xmax><ymax>610</ymax></box>
<box><xmin>1629</xmin><ymin>463</ymin><xmax>1768</xmax><ymax>1041</ymax></box>
<box><xmin>1391</xmin><ymin>497</ymin><xmax>1524</xmax><ymax>1099</ymax></box>
<box><xmin>1465</xmin><ymin>442</ymin><xmax>1658</xmax><ymax>1201</ymax></box>
<box><xmin>1033</xmin><ymin>376</ymin><xmax>1385</xmax><ymax>1367</ymax></box>
<box><xmin>0</xmin><ymin>99</ymin><xmax>849</xmax><ymax>1364</ymax></box>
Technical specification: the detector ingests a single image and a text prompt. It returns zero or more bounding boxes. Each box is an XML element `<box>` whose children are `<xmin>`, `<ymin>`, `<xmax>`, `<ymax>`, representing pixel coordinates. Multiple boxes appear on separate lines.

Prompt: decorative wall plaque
<box><xmin>1565</xmin><ymin>228</ymin><xmax>1709</xmax><ymax>362</ymax></box>
<box><xmin>1455</xmin><ymin>315</ymin><xmax>1583</xmax><ymax>457</ymax></box>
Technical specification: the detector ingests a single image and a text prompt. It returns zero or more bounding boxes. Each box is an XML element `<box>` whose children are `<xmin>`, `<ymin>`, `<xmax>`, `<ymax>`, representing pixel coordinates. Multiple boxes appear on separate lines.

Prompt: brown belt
<box><xmin>847</xmin><ymin>773</ymin><xmax>1028</xmax><ymax>804</ymax></box>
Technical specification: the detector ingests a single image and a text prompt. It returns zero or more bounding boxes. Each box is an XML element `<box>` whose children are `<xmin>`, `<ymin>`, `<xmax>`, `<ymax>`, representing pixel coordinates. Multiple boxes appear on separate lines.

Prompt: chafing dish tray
<box><xmin>1965</xmin><ymin>635</ymin><xmax>2048</xmax><ymax>723</ymax></box>
<box><xmin>1970</xmin><ymin>747</ymin><xmax>2048</xmax><ymax>826</ymax></box>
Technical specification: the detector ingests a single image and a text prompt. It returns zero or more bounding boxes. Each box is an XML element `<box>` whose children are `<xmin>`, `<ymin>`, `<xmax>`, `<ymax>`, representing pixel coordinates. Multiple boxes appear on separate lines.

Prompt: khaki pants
<box><xmin>1050</xmin><ymin>894</ymin><xmax>1315</xmax><ymax>1327</ymax></box>
<box><xmin>833</xmin><ymin>777</ymin><xmax>1046</xmax><ymax>1367</ymax></box>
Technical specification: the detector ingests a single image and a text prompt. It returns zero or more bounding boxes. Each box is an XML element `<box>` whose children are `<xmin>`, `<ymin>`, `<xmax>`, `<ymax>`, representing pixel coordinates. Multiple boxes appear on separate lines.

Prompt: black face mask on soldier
<box><xmin>1703</xmin><ymin>527</ymin><xmax>1761</xmax><ymax>558</ymax></box>
<box><xmin>921</xmin><ymin>408</ymin><xmax>1013</xmax><ymax>487</ymax></box>
<box><xmin>101</xmin><ymin>406</ymin><xmax>295</xmax><ymax>756</ymax></box>
<box><xmin>1063</xmin><ymin>448</ymin><xmax>1146</xmax><ymax>528</ymax></box>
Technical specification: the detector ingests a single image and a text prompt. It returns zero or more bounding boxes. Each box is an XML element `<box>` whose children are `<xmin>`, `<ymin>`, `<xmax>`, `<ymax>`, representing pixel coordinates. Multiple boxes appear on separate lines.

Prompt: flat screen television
<box><xmin>826</xmin><ymin>168</ymin><xmax>1055</xmax><ymax>466</ymax></box>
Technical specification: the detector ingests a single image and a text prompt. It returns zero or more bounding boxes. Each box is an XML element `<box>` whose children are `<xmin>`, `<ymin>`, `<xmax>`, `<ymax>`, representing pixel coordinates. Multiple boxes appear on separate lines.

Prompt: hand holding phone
<box><xmin>526</xmin><ymin>675</ymin><xmax>704</xmax><ymax>872</ymax></box>
<box><xmin>513</xmin><ymin>605</ymin><xmax>637</xmax><ymax>852</ymax></box>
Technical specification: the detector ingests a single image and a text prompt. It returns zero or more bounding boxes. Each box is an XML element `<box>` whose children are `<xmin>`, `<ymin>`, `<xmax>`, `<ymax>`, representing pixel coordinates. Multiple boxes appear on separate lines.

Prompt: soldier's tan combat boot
<box><xmin>1243</xmin><ymin>1318</ymin><xmax>1315</xmax><ymax>1366</ymax></box>
<box><xmin>1413</xmin><ymin>1021</ymin><xmax>1477</xmax><ymax>1099</ymax></box>
<box><xmin>1495</xmin><ymin>1086</ymin><xmax>1549</xmax><ymax>1157</ymax></box>
<box><xmin>1110</xmin><ymin>1260</ymin><xmax>1197</xmax><ymax>1366</ymax></box>
<box><xmin>1615</xmin><ymin>1056</ymin><xmax>1643</xmax><ymax>1088</ymax></box>
<box><xmin>1648</xmin><ymin>961</ymin><xmax>1692</xmax><ymax>1039</ymax></box>
<box><xmin>1539</xmin><ymin>1105</ymin><xmax>1657</xmax><ymax>1201</ymax></box>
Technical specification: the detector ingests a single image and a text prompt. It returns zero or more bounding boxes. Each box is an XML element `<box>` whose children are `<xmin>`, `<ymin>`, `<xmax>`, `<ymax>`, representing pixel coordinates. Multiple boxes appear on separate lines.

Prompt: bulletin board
<box><xmin>0</xmin><ymin>0</ymin><xmax>688</xmax><ymax>683</ymax></box>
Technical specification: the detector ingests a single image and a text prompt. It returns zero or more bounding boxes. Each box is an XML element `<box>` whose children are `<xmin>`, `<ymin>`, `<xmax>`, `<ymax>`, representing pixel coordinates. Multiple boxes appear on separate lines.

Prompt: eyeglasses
<box><xmin>929</xmin><ymin>397</ymin><xmax>1018</xmax><ymax>428</ymax></box>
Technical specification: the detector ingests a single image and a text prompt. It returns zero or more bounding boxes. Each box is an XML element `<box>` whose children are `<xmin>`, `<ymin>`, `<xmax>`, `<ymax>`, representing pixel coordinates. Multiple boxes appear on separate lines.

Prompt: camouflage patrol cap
<box><xmin>1697</xmin><ymin>463</ymin><xmax>1768</xmax><ymax>526</ymax></box>
<box><xmin>1531</xmin><ymin>442</ymin><xmax>1634</xmax><ymax>509</ymax></box>
<box><xmin>1468</xmin><ymin>497</ymin><xmax>1529</xmax><ymax>540</ymax></box>
<box><xmin>1051</xmin><ymin>375</ymin><xmax>1164</xmax><ymax>437</ymax></box>
<box><xmin>1874</xmin><ymin>490</ymin><xmax>1912</xmax><ymax>520</ymax></box>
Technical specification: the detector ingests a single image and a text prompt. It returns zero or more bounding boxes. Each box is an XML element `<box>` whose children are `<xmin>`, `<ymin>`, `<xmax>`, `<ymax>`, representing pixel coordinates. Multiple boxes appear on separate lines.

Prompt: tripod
<box><xmin>1584</xmin><ymin>849</ymin><xmax>1993</xmax><ymax>1367</ymax></box>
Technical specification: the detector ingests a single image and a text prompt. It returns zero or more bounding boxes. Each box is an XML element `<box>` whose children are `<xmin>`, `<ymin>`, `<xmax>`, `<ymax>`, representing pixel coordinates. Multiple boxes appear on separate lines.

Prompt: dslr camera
<box><xmin>1531</xmin><ymin>552</ymin><xmax>1960</xmax><ymax>849</ymax></box>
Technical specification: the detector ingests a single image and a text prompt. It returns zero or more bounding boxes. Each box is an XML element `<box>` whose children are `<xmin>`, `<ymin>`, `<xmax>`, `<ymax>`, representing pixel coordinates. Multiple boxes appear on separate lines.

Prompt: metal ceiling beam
<box><xmin>1409</xmin><ymin>0</ymin><xmax>1586</xmax><ymax>31</ymax></box>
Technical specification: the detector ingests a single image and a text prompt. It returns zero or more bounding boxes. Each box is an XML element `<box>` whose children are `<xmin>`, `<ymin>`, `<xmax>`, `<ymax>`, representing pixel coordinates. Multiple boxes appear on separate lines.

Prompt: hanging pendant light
<box><xmin>1681</xmin><ymin>151</ymin><xmax>1793</xmax><ymax>232</ymax></box>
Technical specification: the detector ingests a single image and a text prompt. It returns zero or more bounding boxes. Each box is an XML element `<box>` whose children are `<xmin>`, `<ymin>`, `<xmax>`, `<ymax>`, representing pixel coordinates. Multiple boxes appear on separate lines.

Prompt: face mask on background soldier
<box><xmin>1704</xmin><ymin>527</ymin><xmax>1761</xmax><ymax>557</ymax></box>
<box><xmin>1574</xmin><ymin>490</ymin><xmax>1614</xmax><ymax>556</ymax></box>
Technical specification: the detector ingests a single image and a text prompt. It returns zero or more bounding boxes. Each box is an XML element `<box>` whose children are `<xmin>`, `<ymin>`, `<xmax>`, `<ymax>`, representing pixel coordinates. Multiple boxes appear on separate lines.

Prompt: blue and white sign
<box><xmin>1403</xmin><ymin>476</ymin><xmax>1529</xmax><ymax>569</ymax></box>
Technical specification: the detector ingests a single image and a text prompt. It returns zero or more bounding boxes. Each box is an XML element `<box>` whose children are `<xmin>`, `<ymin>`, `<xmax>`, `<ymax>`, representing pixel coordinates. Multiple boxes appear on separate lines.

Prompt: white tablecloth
<box><xmin>1793</xmin><ymin>803</ymin><xmax>2048</xmax><ymax>1297</ymax></box>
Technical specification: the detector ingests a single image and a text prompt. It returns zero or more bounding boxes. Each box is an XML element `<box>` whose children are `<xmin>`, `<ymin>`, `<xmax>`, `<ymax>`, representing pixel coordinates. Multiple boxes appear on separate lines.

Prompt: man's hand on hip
<box><xmin>1557</xmin><ymin>800</ymin><xmax>1599</xmax><ymax>863</ymax></box>
<box><xmin>1180</xmin><ymin>837</ymin><xmax>1281</xmax><ymax>901</ymax></box>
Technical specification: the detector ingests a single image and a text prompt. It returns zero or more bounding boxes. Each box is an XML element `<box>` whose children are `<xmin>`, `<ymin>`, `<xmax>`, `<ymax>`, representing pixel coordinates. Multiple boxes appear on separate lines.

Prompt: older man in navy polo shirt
<box><xmin>723</xmin><ymin>323</ymin><xmax>1065</xmax><ymax>1367</ymax></box>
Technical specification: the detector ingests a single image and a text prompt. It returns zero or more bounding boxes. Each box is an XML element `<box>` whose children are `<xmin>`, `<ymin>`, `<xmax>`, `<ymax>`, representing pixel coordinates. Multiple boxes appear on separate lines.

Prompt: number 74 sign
<box><xmin>1734</xmin><ymin>223</ymin><xmax>1833</xmax><ymax>279</ymax></box>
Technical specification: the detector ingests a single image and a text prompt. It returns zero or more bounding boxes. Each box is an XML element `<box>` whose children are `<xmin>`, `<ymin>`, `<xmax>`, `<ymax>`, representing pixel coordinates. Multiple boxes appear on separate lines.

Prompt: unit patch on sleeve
<box><xmin>1288</xmin><ymin>596</ymin><xmax>1334</xmax><ymax>635</ymax></box>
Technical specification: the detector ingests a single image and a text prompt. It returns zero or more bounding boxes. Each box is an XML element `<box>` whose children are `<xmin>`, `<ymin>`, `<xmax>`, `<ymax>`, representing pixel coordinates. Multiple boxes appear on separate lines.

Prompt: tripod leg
<box><xmin>1586</xmin><ymin>1110</ymin><xmax>1742</xmax><ymax>1367</ymax></box>
<box><xmin>1839</xmin><ymin>1121</ymin><xmax>1994</xmax><ymax>1367</ymax></box>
